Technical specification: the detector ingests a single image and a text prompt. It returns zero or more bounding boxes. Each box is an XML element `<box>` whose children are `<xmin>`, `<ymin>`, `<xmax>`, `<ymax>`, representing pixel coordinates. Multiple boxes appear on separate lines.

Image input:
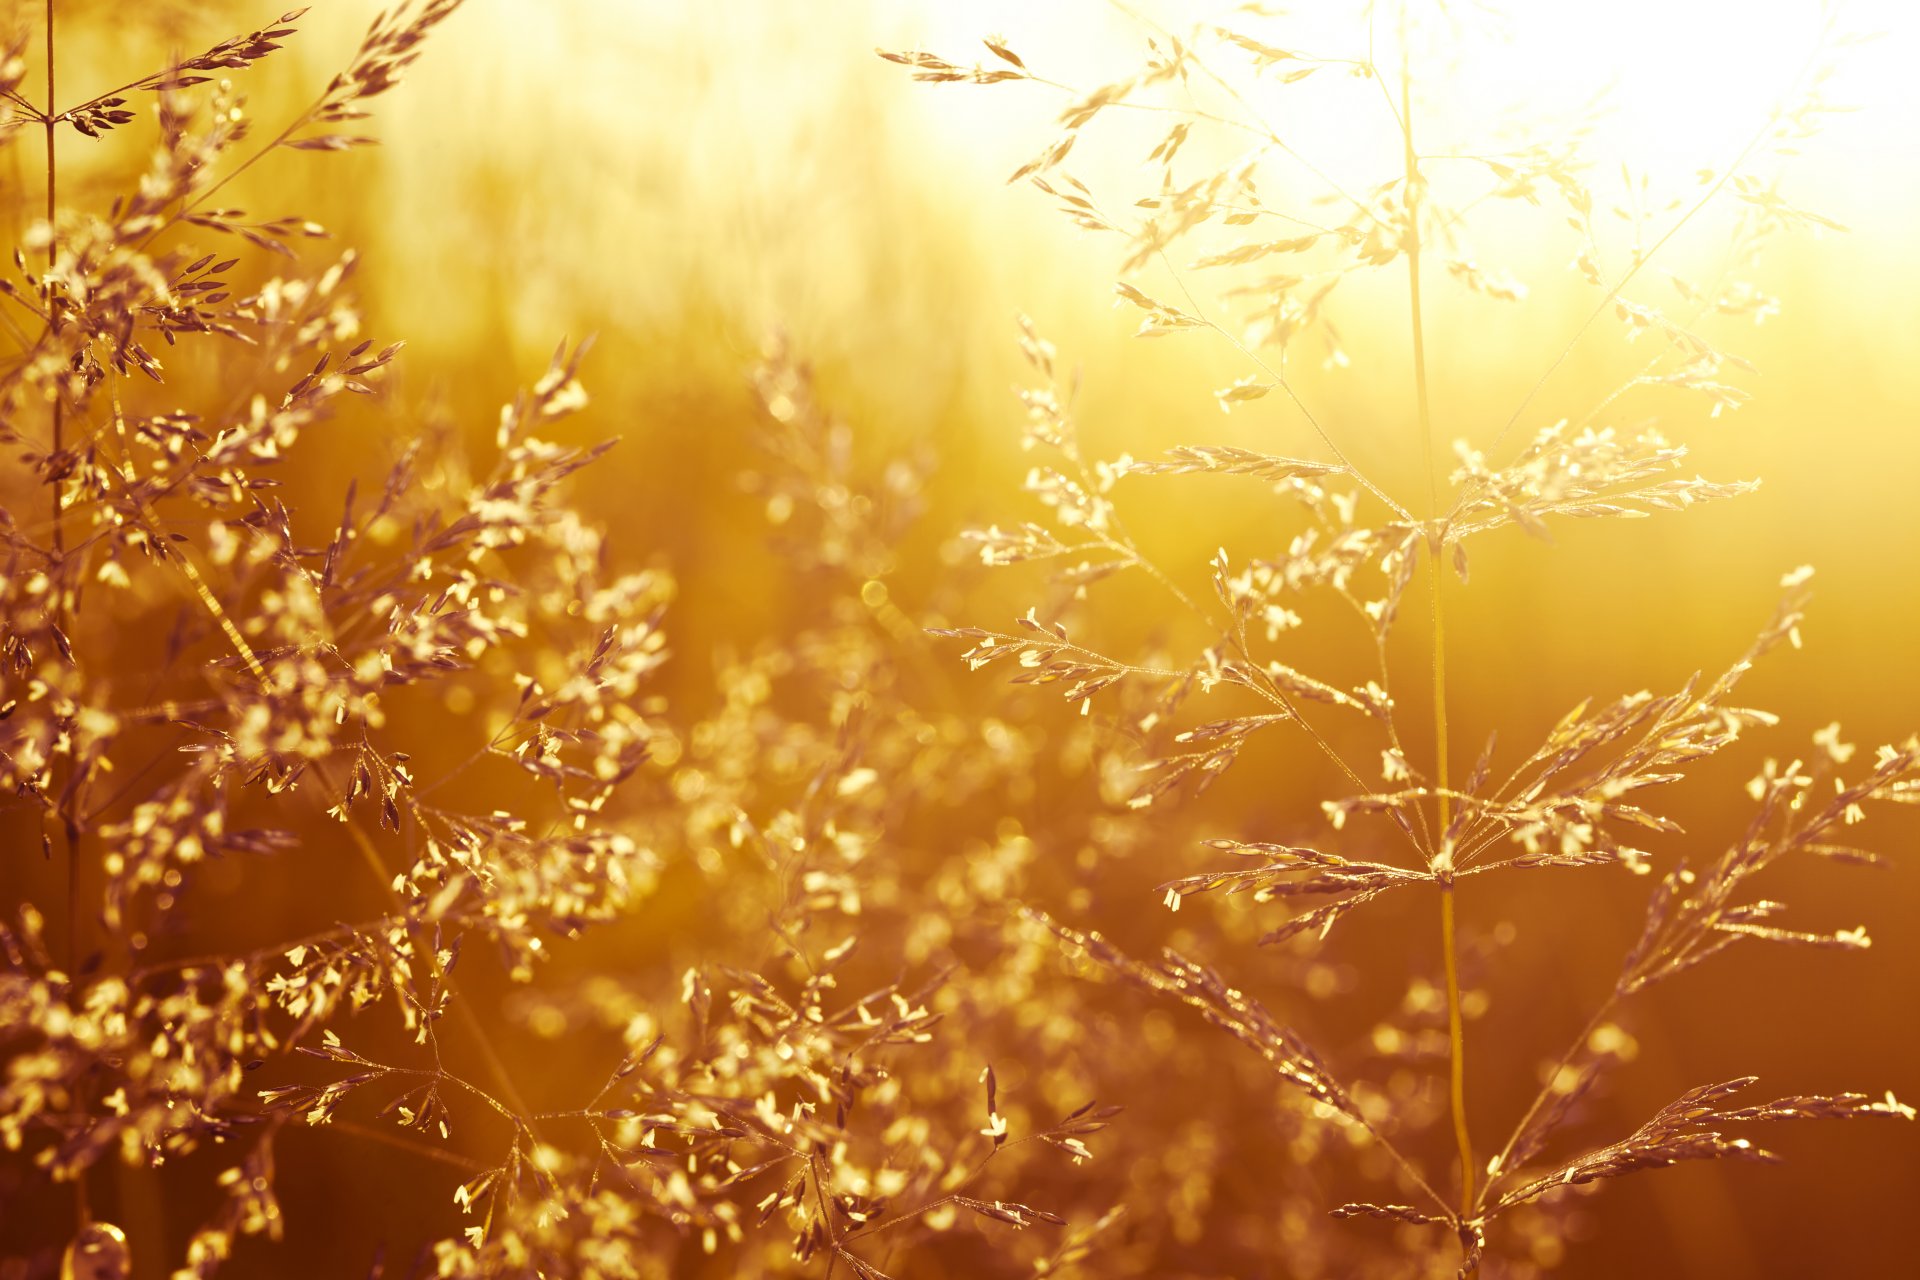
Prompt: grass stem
<box><xmin>1398</xmin><ymin>27</ymin><xmax>1475</xmax><ymax>1234</ymax></box>
<box><xmin>43</xmin><ymin>0</ymin><xmax>59</xmax><ymax>551</ymax></box>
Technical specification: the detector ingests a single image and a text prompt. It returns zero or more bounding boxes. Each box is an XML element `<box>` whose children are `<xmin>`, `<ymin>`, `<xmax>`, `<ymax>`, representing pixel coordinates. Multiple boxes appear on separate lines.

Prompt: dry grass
<box><xmin>889</xmin><ymin>3</ymin><xmax>1915</xmax><ymax>1276</ymax></box>
<box><xmin>0</xmin><ymin>2</ymin><xmax>1912</xmax><ymax>1278</ymax></box>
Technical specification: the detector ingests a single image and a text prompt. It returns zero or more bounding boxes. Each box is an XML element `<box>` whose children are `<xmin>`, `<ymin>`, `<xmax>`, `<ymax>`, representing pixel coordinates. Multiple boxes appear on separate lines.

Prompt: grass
<box><xmin>895</xmin><ymin>3</ymin><xmax>1916</xmax><ymax>1275</ymax></box>
<box><xmin>0</xmin><ymin>2</ymin><xmax>1914</xmax><ymax>1278</ymax></box>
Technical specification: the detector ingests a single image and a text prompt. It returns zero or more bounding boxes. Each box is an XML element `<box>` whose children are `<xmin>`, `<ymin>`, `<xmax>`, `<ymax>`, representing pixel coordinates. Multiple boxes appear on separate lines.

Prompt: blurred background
<box><xmin>5</xmin><ymin>0</ymin><xmax>1919</xmax><ymax>1275</ymax></box>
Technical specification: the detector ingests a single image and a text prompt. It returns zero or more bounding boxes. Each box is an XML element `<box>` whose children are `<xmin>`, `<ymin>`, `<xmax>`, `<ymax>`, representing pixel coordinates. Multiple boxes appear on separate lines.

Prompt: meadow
<box><xmin>1</xmin><ymin>2</ymin><xmax>1917</xmax><ymax>1276</ymax></box>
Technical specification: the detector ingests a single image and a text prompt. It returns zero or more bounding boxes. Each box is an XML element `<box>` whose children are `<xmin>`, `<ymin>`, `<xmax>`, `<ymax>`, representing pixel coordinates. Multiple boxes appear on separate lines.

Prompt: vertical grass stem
<box><xmin>1399</xmin><ymin>26</ymin><xmax>1476</xmax><ymax>1233</ymax></box>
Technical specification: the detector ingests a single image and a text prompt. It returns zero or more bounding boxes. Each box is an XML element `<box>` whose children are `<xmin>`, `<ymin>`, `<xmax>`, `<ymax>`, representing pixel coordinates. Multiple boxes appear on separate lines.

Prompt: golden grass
<box><xmin>1</xmin><ymin>3</ymin><xmax>1916</xmax><ymax>1278</ymax></box>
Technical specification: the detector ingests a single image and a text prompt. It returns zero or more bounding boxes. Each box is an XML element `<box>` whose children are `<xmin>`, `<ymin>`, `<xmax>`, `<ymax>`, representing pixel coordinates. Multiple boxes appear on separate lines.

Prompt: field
<box><xmin>2</xmin><ymin>2</ymin><xmax>1917</xmax><ymax>1277</ymax></box>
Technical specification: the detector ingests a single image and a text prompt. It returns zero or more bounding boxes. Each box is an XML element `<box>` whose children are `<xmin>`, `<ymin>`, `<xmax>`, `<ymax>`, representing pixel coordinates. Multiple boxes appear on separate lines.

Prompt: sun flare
<box><xmin>2</xmin><ymin>2</ymin><xmax>1916</xmax><ymax>1277</ymax></box>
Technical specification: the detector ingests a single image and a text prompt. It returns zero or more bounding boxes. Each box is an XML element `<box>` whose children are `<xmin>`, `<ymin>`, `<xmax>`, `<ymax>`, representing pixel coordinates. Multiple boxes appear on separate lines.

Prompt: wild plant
<box><xmin>886</xmin><ymin>3</ymin><xmax>1917</xmax><ymax>1273</ymax></box>
<box><xmin>3</xmin><ymin>1</ymin><xmax>1912</xmax><ymax>1277</ymax></box>
<box><xmin>0</xmin><ymin>1</ymin><xmax>673</xmax><ymax>1268</ymax></box>
<box><xmin>0</xmin><ymin>8</ymin><xmax>1112</xmax><ymax>1277</ymax></box>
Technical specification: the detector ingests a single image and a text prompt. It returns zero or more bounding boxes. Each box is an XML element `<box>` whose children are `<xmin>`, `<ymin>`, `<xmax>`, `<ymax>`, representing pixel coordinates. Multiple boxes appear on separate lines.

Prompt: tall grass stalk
<box><xmin>889</xmin><ymin>4</ymin><xmax>1918</xmax><ymax>1274</ymax></box>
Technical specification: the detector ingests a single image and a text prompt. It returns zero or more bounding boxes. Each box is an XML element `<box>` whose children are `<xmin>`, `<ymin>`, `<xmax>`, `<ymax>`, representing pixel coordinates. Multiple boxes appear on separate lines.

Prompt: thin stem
<box><xmin>319</xmin><ymin>769</ymin><xmax>541</xmax><ymax>1140</ymax></box>
<box><xmin>807</xmin><ymin>1157</ymin><xmax>840</xmax><ymax>1279</ymax></box>
<box><xmin>329</xmin><ymin>1119</ymin><xmax>488</xmax><ymax>1174</ymax></box>
<box><xmin>130</xmin><ymin>77</ymin><xmax>338</xmax><ymax>260</ymax></box>
<box><xmin>42</xmin><ymin>0</ymin><xmax>74</xmax><ymax>959</ymax></box>
<box><xmin>165</xmin><ymin>536</ymin><xmax>268</xmax><ymax>684</ymax></box>
<box><xmin>1477</xmin><ymin>996</ymin><xmax>1617</xmax><ymax>1213</ymax></box>
<box><xmin>44</xmin><ymin>1</ymin><xmax>89</xmax><ymax>1233</ymax></box>
<box><xmin>124</xmin><ymin>71</ymin><xmax>337</xmax><ymax>259</ymax></box>
<box><xmin>1105</xmin><ymin>0</ymin><xmax>1374</xmax><ymax>218</ymax></box>
<box><xmin>1482</xmin><ymin>34</ymin><xmax>1826</xmax><ymax>462</ymax></box>
<box><xmin>1399</xmin><ymin>33</ymin><xmax>1475</xmax><ymax>1231</ymax></box>
<box><xmin>139</xmin><ymin>111</ymin><xmax>307</xmax><ymax>248</ymax></box>
<box><xmin>1141</xmin><ymin>237</ymin><xmax>1413</xmax><ymax>524</ymax></box>
<box><xmin>1363</xmin><ymin>1112</ymin><xmax>1455</xmax><ymax>1220</ymax></box>
<box><xmin>43</xmin><ymin>0</ymin><xmax>60</xmax><ymax>554</ymax></box>
<box><xmin>1099</xmin><ymin>521</ymin><xmax>1377</xmax><ymax>799</ymax></box>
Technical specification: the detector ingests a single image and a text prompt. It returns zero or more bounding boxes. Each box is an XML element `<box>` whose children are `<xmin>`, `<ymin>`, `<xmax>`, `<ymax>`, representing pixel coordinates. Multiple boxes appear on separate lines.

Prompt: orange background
<box><xmin>4</xmin><ymin>1</ymin><xmax>1917</xmax><ymax>1276</ymax></box>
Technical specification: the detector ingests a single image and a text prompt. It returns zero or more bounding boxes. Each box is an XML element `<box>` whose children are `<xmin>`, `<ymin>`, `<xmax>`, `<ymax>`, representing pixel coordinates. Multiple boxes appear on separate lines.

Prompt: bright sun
<box><xmin>886</xmin><ymin>0</ymin><xmax>1916</xmax><ymax>204</ymax></box>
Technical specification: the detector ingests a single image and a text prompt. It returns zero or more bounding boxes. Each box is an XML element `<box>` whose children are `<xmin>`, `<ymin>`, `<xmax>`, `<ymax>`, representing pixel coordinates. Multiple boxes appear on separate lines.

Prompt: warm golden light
<box><xmin>2</xmin><ymin>2</ymin><xmax>1916</xmax><ymax>1278</ymax></box>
